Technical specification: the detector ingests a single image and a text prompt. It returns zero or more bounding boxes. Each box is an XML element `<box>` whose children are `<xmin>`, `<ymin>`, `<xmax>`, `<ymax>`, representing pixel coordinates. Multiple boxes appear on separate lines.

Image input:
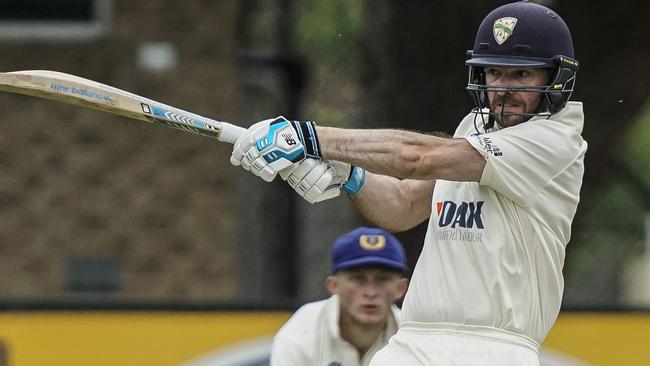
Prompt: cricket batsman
<box><xmin>231</xmin><ymin>1</ymin><xmax>586</xmax><ymax>365</ymax></box>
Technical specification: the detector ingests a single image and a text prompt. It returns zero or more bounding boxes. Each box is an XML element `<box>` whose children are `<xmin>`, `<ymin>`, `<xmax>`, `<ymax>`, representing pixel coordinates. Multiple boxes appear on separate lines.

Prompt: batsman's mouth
<box><xmin>494</xmin><ymin>103</ymin><xmax>523</xmax><ymax>113</ymax></box>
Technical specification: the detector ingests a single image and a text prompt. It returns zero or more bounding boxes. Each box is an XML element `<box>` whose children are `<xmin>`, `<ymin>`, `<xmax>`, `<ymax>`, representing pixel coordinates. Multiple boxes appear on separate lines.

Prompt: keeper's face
<box><xmin>485</xmin><ymin>67</ymin><xmax>550</xmax><ymax>127</ymax></box>
<box><xmin>327</xmin><ymin>267</ymin><xmax>408</xmax><ymax>327</ymax></box>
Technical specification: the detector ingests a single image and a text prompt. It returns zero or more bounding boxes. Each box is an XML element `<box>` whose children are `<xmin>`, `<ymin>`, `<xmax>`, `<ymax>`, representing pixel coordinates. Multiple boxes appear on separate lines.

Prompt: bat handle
<box><xmin>218</xmin><ymin>123</ymin><xmax>247</xmax><ymax>144</ymax></box>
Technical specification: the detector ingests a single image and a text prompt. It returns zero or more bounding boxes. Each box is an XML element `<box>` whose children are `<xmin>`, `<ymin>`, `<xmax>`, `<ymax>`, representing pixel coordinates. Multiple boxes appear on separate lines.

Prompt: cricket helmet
<box><xmin>466</xmin><ymin>1</ymin><xmax>579</xmax><ymax>121</ymax></box>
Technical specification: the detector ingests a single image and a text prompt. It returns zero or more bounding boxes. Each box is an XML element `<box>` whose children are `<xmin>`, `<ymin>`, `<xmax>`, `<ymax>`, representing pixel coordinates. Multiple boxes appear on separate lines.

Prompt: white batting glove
<box><xmin>279</xmin><ymin>159</ymin><xmax>366</xmax><ymax>204</ymax></box>
<box><xmin>329</xmin><ymin>160</ymin><xmax>366</xmax><ymax>195</ymax></box>
<box><xmin>279</xmin><ymin>159</ymin><xmax>339</xmax><ymax>203</ymax></box>
<box><xmin>230</xmin><ymin>116</ymin><xmax>321</xmax><ymax>182</ymax></box>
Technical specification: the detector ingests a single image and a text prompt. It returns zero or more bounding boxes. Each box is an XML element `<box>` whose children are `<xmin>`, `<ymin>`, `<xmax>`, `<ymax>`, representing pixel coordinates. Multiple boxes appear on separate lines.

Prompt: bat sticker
<box><xmin>141</xmin><ymin>103</ymin><xmax>152</xmax><ymax>114</ymax></box>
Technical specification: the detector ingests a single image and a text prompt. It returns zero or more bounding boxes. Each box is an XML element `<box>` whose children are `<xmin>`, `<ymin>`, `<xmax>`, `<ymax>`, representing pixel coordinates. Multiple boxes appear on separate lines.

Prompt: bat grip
<box><xmin>219</xmin><ymin>123</ymin><xmax>247</xmax><ymax>144</ymax></box>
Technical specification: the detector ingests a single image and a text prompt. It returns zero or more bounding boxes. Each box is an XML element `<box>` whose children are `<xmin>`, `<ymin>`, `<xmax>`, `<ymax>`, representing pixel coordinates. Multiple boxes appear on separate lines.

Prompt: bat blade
<box><xmin>0</xmin><ymin>70</ymin><xmax>245</xmax><ymax>144</ymax></box>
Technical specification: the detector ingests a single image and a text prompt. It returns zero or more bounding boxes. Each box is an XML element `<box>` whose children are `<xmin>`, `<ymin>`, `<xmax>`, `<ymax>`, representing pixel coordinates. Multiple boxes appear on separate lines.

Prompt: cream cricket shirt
<box><xmin>401</xmin><ymin>102</ymin><xmax>587</xmax><ymax>346</ymax></box>
<box><xmin>271</xmin><ymin>295</ymin><xmax>400</xmax><ymax>366</ymax></box>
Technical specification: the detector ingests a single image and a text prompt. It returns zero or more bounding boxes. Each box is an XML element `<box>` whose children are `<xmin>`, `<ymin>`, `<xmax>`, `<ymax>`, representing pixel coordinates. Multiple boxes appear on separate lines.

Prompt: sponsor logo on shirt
<box><xmin>474</xmin><ymin>135</ymin><xmax>503</xmax><ymax>156</ymax></box>
<box><xmin>437</xmin><ymin>201</ymin><xmax>484</xmax><ymax>229</ymax></box>
<box><xmin>436</xmin><ymin>200</ymin><xmax>485</xmax><ymax>243</ymax></box>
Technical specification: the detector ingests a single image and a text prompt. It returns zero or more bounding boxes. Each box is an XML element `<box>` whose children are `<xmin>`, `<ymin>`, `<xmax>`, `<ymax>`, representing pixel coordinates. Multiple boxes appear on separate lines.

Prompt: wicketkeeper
<box><xmin>271</xmin><ymin>227</ymin><xmax>408</xmax><ymax>366</ymax></box>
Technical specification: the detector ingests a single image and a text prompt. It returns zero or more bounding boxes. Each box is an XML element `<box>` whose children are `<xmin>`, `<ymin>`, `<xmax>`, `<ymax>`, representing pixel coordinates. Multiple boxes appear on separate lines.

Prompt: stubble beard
<box><xmin>490</xmin><ymin>93</ymin><xmax>540</xmax><ymax>128</ymax></box>
<box><xmin>493</xmin><ymin>112</ymin><xmax>526</xmax><ymax>128</ymax></box>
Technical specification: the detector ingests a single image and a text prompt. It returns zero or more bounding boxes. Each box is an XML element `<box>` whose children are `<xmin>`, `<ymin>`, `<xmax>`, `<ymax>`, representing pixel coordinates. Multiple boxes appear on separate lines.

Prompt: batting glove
<box><xmin>279</xmin><ymin>158</ymin><xmax>340</xmax><ymax>203</ymax></box>
<box><xmin>230</xmin><ymin>116</ymin><xmax>322</xmax><ymax>182</ymax></box>
<box><xmin>329</xmin><ymin>160</ymin><xmax>366</xmax><ymax>195</ymax></box>
<box><xmin>280</xmin><ymin>159</ymin><xmax>366</xmax><ymax>204</ymax></box>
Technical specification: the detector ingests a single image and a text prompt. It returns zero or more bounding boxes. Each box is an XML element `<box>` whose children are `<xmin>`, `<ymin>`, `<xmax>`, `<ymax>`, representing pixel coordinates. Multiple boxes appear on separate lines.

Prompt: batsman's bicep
<box><xmin>402</xmin><ymin>179</ymin><xmax>435</xmax><ymax>221</ymax></box>
<box><xmin>352</xmin><ymin>173</ymin><xmax>433</xmax><ymax>232</ymax></box>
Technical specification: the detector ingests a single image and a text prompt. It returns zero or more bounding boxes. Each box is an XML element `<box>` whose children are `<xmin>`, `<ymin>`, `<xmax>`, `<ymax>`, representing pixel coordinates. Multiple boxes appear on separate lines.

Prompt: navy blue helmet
<box><xmin>466</xmin><ymin>1</ymin><xmax>579</xmax><ymax>123</ymax></box>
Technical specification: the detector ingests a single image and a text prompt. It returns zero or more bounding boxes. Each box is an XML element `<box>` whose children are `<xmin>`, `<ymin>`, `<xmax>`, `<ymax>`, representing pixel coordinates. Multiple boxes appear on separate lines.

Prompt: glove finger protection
<box><xmin>230</xmin><ymin>144</ymin><xmax>244</xmax><ymax>167</ymax></box>
<box><xmin>303</xmin><ymin>168</ymin><xmax>341</xmax><ymax>204</ymax></box>
<box><xmin>230</xmin><ymin>135</ymin><xmax>250</xmax><ymax>168</ymax></box>
<box><xmin>240</xmin><ymin>145</ymin><xmax>260</xmax><ymax>171</ymax></box>
<box><xmin>305</xmin><ymin>186</ymin><xmax>341</xmax><ymax>203</ymax></box>
<box><xmin>280</xmin><ymin>158</ymin><xmax>340</xmax><ymax>203</ymax></box>
<box><xmin>296</xmin><ymin>162</ymin><xmax>329</xmax><ymax>195</ymax></box>
<box><xmin>245</xmin><ymin>147</ymin><xmax>279</xmax><ymax>182</ymax></box>
<box><xmin>230</xmin><ymin>120</ymin><xmax>269</xmax><ymax>167</ymax></box>
<box><xmin>276</xmin><ymin>161</ymin><xmax>298</xmax><ymax>180</ymax></box>
<box><xmin>281</xmin><ymin>158</ymin><xmax>320</xmax><ymax>187</ymax></box>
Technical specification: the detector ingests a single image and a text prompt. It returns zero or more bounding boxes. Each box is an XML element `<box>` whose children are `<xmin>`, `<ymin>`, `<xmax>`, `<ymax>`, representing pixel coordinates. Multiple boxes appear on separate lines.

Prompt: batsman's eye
<box><xmin>485</xmin><ymin>68</ymin><xmax>501</xmax><ymax>78</ymax></box>
<box><xmin>514</xmin><ymin>69</ymin><xmax>530</xmax><ymax>80</ymax></box>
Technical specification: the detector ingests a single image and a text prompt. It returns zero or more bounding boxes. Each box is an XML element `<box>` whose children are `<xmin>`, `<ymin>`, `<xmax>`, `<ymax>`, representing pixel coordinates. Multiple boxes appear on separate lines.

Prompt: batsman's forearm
<box><xmin>317</xmin><ymin>126</ymin><xmax>443</xmax><ymax>180</ymax></box>
<box><xmin>316</xmin><ymin>126</ymin><xmax>484</xmax><ymax>182</ymax></box>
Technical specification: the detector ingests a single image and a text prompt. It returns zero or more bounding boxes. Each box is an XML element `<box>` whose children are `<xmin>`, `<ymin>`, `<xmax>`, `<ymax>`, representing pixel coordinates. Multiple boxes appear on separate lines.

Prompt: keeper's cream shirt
<box><xmin>271</xmin><ymin>295</ymin><xmax>400</xmax><ymax>366</ymax></box>
<box><xmin>401</xmin><ymin>102</ymin><xmax>587</xmax><ymax>348</ymax></box>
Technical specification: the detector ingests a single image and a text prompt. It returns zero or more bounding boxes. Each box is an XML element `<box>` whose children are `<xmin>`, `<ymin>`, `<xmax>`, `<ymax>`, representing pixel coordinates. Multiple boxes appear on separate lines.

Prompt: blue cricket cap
<box><xmin>331</xmin><ymin>227</ymin><xmax>407</xmax><ymax>274</ymax></box>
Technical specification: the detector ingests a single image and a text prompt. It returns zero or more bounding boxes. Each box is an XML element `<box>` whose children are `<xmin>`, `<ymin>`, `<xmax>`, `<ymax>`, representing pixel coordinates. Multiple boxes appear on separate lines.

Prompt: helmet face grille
<box><xmin>466</xmin><ymin>62</ymin><xmax>577</xmax><ymax>121</ymax></box>
<box><xmin>465</xmin><ymin>1</ymin><xmax>579</xmax><ymax>119</ymax></box>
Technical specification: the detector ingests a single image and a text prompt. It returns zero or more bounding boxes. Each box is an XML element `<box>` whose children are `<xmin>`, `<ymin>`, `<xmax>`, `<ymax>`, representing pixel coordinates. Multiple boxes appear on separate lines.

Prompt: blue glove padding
<box><xmin>327</xmin><ymin>161</ymin><xmax>366</xmax><ymax>196</ymax></box>
<box><xmin>230</xmin><ymin>116</ymin><xmax>322</xmax><ymax>182</ymax></box>
<box><xmin>341</xmin><ymin>165</ymin><xmax>365</xmax><ymax>194</ymax></box>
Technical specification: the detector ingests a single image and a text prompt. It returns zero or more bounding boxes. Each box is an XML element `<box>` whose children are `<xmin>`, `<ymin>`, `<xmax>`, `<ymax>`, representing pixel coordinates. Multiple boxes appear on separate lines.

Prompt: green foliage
<box><xmin>578</xmin><ymin>179</ymin><xmax>646</xmax><ymax>257</ymax></box>
<box><xmin>622</xmin><ymin>102</ymin><xmax>650</xmax><ymax>185</ymax></box>
<box><xmin>564</xmin><ymin>100</ymin><xmax>650</xmax><ymax>306</ymax></box>
<box><xmin>242</xmin><ymin>4</ymin><xmax>285</xmax><ymax>52</ymax></box>
<box><xmin>294</xmin><ymin>0</ymin><xmax>362</xmax><ymax>78</ymax></box>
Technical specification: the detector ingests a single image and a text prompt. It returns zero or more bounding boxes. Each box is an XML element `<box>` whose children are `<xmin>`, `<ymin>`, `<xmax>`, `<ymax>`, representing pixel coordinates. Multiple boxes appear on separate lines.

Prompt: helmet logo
<box><xmin>493</xmin><ymin>17</ymin><xmax>518</xmax><ymax>45</ymax></box>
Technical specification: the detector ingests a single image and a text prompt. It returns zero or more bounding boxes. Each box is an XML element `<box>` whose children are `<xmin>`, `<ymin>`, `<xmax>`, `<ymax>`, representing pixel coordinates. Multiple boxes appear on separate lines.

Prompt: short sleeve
<box><xmin>464</xmin><ymin>120</ymin><xmax>585</xmax><ymax>207</ymax></box>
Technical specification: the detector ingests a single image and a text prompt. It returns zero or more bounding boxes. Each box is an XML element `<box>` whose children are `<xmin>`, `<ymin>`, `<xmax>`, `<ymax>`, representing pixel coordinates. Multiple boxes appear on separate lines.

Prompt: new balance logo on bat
<box><xmin>437</xmin><ymin>201</ymin><xmax>485</xmax><ymax>229</ymax></box>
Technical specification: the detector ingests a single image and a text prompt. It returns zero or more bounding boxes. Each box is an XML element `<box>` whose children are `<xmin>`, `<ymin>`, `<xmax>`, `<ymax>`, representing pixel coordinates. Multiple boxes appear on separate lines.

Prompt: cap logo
<box><xmin>359</xmin><ymin>235</ymin><xmax>386</xmax><ymax>251</ymax></box>
<box><xmin>493</xmin><ymin>17</ymin><xmax>518</xmax><ymax>45</ymax></box>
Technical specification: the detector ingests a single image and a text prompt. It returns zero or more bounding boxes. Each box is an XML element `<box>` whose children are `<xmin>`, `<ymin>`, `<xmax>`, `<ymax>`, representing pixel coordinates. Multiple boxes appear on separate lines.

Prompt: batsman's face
<box><xmin>327</xmin><ymin>267</ymin><xmax>408</xmax><ymax>327</ymax></box>
<box><xmin>485</xmin><ymin>67</ymin><xmax>550</xmax><ymax>127</ymax></box>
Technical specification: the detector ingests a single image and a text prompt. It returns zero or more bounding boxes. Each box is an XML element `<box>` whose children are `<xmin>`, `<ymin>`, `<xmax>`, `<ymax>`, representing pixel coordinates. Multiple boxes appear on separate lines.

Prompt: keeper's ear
<box><xmin>325</xmin><ymin>275</ymin><xmax>338</xmax><ymax>295</ymax></box>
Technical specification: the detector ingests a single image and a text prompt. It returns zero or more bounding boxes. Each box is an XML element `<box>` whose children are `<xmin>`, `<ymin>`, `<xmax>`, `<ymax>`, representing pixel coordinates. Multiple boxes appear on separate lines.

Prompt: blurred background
<box><xmin>0</xmin><ymin>0</ymin><xmax>647</xmax><ymax>365</ymax></box>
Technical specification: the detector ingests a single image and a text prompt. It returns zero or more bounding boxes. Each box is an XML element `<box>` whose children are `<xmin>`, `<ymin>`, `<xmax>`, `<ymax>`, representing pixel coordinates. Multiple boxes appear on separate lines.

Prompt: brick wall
<box><xmin>0</xmin><ymin>0</ymin><xmax>242</xmax><ymax>301</ymax></box>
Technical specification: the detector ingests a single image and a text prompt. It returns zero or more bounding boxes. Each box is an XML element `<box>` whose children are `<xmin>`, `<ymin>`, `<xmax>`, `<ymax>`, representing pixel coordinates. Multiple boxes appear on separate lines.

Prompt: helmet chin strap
<box><xmin>486</xmin><ymin>115</ymin><xmax>495</xmax><ymax>130</ymax></box>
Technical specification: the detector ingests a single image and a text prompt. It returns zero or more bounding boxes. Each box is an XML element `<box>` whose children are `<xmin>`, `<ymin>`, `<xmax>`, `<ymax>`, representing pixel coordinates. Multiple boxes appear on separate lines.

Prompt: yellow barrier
<box><xmin>0</xmin><ymin>311</ymin><xmax>647</xmax><ymax>366</ymax></box>
<box><xmin>543</xmin><ymin>312</ymin><xmax>650</xmax><ymax>366</ymax></box>
<box><xmin>0</xmin><ymin>311</ymin><xmax>290</xmax><ymax>366</ymax></box>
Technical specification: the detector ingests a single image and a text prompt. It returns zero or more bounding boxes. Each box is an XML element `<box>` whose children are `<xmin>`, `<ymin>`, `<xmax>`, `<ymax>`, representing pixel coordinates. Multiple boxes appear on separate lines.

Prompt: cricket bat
<box><xmin>0</xmin><ymin>70</ymin><xmax>246</xmax><ymax>144</ymax></box>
